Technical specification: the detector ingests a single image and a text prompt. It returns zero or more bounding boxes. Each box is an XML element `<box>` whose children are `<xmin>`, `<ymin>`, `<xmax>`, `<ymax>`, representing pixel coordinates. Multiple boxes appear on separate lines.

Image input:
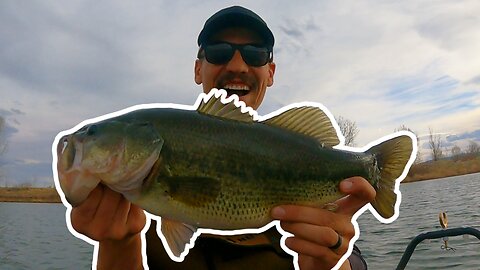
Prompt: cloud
<box><xmin>278</xmin><ymin>15</ymin><xmax>321</xmax><ymax>40</ymax></box>
<box><xmin>10</xmin><ymin>108</ymin><xmax>25</xmax><ymax>115</ymax></box>
<box><xmin>467</xmin><ymin>75</ymin><xmax>480</xmax><ymax>85</ymax></box>
<box><xmin>16</xmin><ymin>158</ymin><xmax>43</xmax><ymax>165</ymax></box>
<box><xmin>0</xmin><ymin>114</ymin><xmax>19</xmax><ymax>140</ymax></box>
<box><xmin>2</xmin><ymin>159</ymin><xmax>53</xmax><ymax>187</ymax></box>
<box><xmin>2</xmin><ymin>124</ymin><xmax>18</xmax><ymax>138</ymax></box>
<box><xmin>446</xmin><ymin>129</ymin><xmax>480</xmax><ymax>142</ymax></box>
<box><xmin>1</xmin><ymin>0</ymin><xmax>480</xmax><ymax>186</ymax></box>
<box><xmin>0</xmin><ymin>155</ymin><xmax>53</xmax><ymax>186</ymax></box>
<box><xmin>0</xmin><ymin>109</ymin><xmax>13</xmax><ymax>117</ymax></box>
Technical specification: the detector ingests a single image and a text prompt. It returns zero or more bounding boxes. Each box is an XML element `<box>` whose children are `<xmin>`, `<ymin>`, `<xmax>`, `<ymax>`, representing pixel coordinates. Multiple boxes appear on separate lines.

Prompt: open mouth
<box><xmin>223</xmin><ymin>84</ymin><xmax>250</xmax><ymax>97</ymax></box>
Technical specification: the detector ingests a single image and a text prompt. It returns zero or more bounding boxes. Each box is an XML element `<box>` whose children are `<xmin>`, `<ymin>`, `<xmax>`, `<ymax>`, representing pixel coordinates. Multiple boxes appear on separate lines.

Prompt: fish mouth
<box><xmin>57</xmin><ymin>135</ymin><xmax>78</xmax><ymax>172</ymax></box>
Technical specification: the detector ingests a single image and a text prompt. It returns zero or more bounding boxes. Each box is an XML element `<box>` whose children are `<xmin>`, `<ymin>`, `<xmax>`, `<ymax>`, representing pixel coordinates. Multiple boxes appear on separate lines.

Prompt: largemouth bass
<box><xmin>54</xmin><ymin>89</ymin><xmax>416</xmax><ymax>260</ymax></box>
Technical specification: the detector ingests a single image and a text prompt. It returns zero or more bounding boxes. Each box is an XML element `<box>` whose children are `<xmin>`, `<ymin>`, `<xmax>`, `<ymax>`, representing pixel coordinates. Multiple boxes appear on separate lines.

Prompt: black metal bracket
<box><xmin>396</xmin><ymin>227</ymin><xmax>480</xmax><ymax>270</ymax></box>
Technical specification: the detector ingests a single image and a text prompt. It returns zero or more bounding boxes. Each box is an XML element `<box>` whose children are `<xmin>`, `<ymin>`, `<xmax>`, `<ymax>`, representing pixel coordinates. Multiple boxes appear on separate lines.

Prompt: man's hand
<box><xmin>271</xmin><ymin>177</ymin><xmax>376</xmax><ymax>270</ymax></box>
<box><xmin>70</xmin><ymin>184</ymin><xmax>147</xmax><ymax>269</ymax></box>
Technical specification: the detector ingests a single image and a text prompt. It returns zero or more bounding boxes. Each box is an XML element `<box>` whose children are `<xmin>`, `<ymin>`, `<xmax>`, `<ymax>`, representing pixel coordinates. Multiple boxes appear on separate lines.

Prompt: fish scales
<box><xmin>120</xmin><ymin>108</ymin><xmax>374</xmax><ymax>229</ymax></box>
<box><xmin>55</xmin><ymin>89</ymin><xmax>415</xmax><ymax>259</ymax></box>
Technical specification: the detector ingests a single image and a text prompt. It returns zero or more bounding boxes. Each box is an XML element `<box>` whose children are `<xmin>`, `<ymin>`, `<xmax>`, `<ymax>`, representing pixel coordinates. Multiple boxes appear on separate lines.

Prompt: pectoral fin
<box><xmin>160</xmin><ymin>218</ymin><xmax>197</xmax><ymax>257</ymax></box>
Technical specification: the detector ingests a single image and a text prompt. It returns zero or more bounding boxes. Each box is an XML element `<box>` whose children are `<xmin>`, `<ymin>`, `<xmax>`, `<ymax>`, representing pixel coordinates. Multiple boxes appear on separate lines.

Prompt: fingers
<box><xmin>272</xmin><ymin>205</ymin><xmax>353</xmax><ymax>238</ymax></box>
<box><xmin>286</xmin><ymin>235</ymin><xmax>351</xmax><ymax>270</ymax></box>
<box><xmin>271</xmin><ymin>177</ymin><xmax>375</xmax><ymax>269</ymax></box>
<box><xmin>126</xmin><ymin>204</ymin><xmax>147</xmax><ymax>235</ymax></box>
<box><xmin>272</xmin><ymin>204</ymin><xmax>355</xmax><ymax>269</ymax></box>
<box><xmin>70</xmin><ymin>185</ymin><xmax>146</xmax><ymax>241</ymax></box>
<box><xmin>71</xmin><ymin>185</ymin><xmax>105</xmax><ymax>230</ymax></box>
<box><xmin>95</xmin><ymin>186</ymin><xmax>123</xmax><ymax>223</ymax></box>
<box><xmin>280</xmin><ymin>222</ymin><xmax>344</xmax><ymax>251</ymax></box>
<box><xmin>285</xmin><ymin>236</ymin><xmax>341</xmax><ymax>262</ymax></box>
<box><xmin>298</xmin><ymin>255</ymin><xmax>351</xmax><ymax>270</ymax></box>
<box><xmin>336</xmin><ymin>177</ymin><xmax>376</xmax><ymax>215</ymax></box>
<box><xmin>113</xmin><ymin>193</ymin><xmax>132</xmax><ymax>225</ymax></box>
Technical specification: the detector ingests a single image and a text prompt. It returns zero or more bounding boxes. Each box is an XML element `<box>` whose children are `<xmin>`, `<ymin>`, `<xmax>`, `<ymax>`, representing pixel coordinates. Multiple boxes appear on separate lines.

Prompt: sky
<box><xmin>0</xmin><ymin>0</ymin><xmax>479</xmax><ymax>187</ymax></box>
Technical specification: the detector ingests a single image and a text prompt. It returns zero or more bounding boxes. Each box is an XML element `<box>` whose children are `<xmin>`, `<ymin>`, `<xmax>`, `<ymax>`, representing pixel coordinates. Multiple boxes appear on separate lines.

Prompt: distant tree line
<box><xmin>427</xmin><ymin>127</ymin><xmax>479</xmax><ymax>161</ymax></box>
<box><xmin>325</xmin><ymin>116</ymin><xmax>479</xmax><ymax>164</ymax></box>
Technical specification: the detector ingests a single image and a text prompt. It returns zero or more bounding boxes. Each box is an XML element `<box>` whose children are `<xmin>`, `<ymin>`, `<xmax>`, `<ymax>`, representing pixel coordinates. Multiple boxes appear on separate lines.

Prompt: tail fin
<box><xmin>366</xmin><ymin>133</ymin><xmax>415</xmax><ymax>219</ymax></box>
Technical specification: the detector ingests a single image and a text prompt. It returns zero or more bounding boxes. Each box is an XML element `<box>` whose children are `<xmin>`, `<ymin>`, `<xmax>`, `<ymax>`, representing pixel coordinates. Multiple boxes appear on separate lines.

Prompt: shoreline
<box><xmin>0</xmin><ymin>187</ymin><xmax>61</xmax><ymax>203</ymax></box>
<box><xmin>1</xmin><ymin>171</ymin><xmax>479</xmax><ymax>203</ymax></box>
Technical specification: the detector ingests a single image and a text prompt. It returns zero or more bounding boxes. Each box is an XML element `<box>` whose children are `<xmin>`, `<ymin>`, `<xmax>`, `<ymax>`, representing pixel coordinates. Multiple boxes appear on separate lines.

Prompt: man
<box><xmin>71</xmin><ymin>6</ymin><xmax>375</xmax><ymax>270</ymax></box>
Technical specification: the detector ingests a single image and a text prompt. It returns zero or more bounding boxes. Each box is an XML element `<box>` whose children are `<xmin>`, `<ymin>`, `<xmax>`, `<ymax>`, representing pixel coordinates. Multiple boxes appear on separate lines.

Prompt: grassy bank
<box><xmin>403</xmin><ymin>156</ymin><xmax>480</xmax><ymax>183</ymax></box>
<box><xmin>0</xmin><ymin>187</ymin><xmax>61</xmax><ymax>203</ymax></box>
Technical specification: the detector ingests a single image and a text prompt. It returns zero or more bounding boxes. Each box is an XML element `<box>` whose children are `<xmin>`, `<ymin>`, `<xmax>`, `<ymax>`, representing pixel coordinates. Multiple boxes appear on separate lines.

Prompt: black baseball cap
<box><xmin>197</xmin><ymin>6</ymin><xmax>275</xmax><ymax>49</ymax></box>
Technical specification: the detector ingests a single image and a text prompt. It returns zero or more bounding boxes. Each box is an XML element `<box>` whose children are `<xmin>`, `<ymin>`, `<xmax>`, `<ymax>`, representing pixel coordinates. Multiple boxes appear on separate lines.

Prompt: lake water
<box><xmin>1</xmin><ymin>173</ymin><xmax>479</xmax><ymax>269</ymax></box>
<box><xmin>356</xmin><ymin>172</ymin><xmax>480</xmax><ymax>269</ymax></box>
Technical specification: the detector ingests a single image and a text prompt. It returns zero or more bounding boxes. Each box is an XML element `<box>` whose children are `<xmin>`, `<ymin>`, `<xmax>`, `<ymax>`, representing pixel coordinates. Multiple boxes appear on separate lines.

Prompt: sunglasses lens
<box><xmin>204</xmin><ymin>43</ymin><xmax>234</xmax><ymax>65</ymax></box>
<box><xmin>203</xmin><ymin>43</ymin><xmax>271</xmax><ymax>67</ymax></box>
<box><xmin>242</xmin><ymin>45</ymin><xmax>270</xmax><ymax>67</ymax></box>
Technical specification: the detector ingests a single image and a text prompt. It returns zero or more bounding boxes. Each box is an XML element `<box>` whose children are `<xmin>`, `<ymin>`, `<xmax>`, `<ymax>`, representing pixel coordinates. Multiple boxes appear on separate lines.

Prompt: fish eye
<box><xmin>138</xmin><ymin>122</ymin><xmax>152</xmax><ymax>127</ymax></box>
<box><xmin>86</xmin><ymin>124</ymin><xmax>98</xmax><ymax>136</ymax></box>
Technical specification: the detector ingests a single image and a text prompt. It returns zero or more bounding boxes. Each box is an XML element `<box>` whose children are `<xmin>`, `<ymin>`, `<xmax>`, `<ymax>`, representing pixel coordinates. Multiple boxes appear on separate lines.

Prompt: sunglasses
<box><xmin>198</xmin><ymin>42</ymin><xmax>273</xmax><ymax>67</ymax></box>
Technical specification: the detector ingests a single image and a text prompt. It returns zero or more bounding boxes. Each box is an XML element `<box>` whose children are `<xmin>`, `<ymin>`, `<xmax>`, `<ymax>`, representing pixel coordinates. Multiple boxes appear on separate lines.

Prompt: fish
<box><xmin>54</xmin><ymin>88</ymin><xmax>416</xmax><ymax>260</ymax></box>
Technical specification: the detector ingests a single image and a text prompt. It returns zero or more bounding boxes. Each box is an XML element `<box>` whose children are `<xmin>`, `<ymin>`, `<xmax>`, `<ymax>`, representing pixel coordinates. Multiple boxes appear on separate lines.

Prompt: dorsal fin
<box><xmin>261</xmin><ymin>106</ymin><xmax>340</xmax><ymax>147</ymax></box>
<box><xmin>197</xmin><ymin>89</ymin><xmax>254</xmax><ymax>123</ymax></box>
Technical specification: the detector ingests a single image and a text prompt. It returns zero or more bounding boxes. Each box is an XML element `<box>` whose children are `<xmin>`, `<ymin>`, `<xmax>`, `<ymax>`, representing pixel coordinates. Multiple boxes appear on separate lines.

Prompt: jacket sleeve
<box><xmin>348</xmin><ymin>245</ymin><xmax>368</xmax><ymax>270</ymax></box>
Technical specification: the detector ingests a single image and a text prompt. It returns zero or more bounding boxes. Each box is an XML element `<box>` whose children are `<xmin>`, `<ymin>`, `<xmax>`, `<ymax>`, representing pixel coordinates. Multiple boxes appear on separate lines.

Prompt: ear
<box><xmin>194</xmin><ymin>59</ymin><xmax>202</xmax><ymax>85</ymax></box>
<box><xmin>267</xmin><ymin>62</ymin><xmax>276</xmax><ymax>87</ymax></box>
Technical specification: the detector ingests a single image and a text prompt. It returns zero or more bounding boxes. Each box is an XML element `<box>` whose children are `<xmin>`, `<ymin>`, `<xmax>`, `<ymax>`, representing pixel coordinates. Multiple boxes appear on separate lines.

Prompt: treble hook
<box><xmin>441</xmin><ymin>240</ymin><xmax>456</xmax><ymax>252</ymax></box>
<box><xmin>439</xmin><ymin>212</ymin><xmax>456</xmax><ymax>252</ymax></box>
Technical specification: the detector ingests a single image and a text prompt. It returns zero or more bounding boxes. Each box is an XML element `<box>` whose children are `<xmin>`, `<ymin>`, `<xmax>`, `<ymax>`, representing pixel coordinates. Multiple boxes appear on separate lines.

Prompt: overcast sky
<box><xmin>1</xmin><ymin>0</ymin><xmax>479</xmax><ymax>186</ymax></box>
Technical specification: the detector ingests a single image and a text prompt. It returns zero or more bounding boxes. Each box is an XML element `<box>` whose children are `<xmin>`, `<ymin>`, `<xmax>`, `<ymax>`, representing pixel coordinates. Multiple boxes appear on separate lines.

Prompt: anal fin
<box><xmin>160</xmin><ymin>218</ymin><xmax>198</xmax><ymax>257</ymax></box>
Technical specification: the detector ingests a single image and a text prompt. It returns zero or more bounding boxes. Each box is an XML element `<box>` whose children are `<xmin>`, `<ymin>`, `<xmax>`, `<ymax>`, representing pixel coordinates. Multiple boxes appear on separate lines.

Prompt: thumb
<box><xmin>335</xmin><ymin>177</ymin><xmax>376</xmax><ymax>215</ymax></box>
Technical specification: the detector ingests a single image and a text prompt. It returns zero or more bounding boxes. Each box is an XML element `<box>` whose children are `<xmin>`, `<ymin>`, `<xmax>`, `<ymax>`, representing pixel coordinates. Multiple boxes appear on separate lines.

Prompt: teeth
<box><xmin>224</xmin><ymin>84</ymin><xmax>250</xmax><ymax>91</ymax></box>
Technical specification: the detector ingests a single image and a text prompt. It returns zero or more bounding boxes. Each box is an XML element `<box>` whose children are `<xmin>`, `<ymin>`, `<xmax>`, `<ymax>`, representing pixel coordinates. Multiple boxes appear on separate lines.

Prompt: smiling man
<box><xmin>194</xmin><ymin>23</ymin><xmax>275</xmax><ymax>109</ymax></box>
<box><xmin>70</xmin><ymin>6</ymin><xmax>374</xmax><ymax>270</ymax></box>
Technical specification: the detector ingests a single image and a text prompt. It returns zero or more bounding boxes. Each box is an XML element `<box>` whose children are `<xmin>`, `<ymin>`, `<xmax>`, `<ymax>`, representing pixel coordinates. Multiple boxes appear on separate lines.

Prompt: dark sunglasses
<box><xmin>198</xmin><ymin>42</ymin><xmax>273</xmax><ymax>67</ymax></box>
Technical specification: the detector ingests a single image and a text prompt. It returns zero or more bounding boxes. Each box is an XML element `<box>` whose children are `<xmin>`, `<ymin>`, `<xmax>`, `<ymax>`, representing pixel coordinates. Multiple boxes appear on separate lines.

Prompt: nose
<box><xmin>57</xmin><ymin>135</ymin><xmax>76</xmax><ymax>171</ymax></box>
<box><xmin>225</xmin><ymin>50</ymin><xmax>249</xmax><ymax>73</ymax></box>
<box><xmin>57</xmin><ymin>135</ymin><xmax>69</xmax><ymax>155</ymax></box>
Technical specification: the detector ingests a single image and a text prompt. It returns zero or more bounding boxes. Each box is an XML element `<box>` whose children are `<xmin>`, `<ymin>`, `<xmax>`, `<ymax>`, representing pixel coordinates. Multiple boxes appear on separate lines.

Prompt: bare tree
<box><xmin>450</xmin><ymin>144</ymin><xmax>462</xmax><ymax>161</ymax></box>
<box><xmin>428</xmin><ymin>127</ymin><xmax>443</xmax><ymax>161</ymax></box>
<box><xmin>466</xmin><ymin>140</ymin><xmax>480</xmax><ymax>156</ymax></box>
<box><xmin>336</xmin><ymin>116</ymin><xmax>359</xmax><ymax>146</ymax></box>
<box><xmin>394</xmin><ymin>124</ymin><xmax>413</xmax><ymax>133</ymax></box>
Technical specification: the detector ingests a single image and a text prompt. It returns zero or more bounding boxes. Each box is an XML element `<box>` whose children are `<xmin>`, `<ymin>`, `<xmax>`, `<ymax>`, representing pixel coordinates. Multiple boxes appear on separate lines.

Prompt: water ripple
<box><xmin>1</xmin><ymin>173</ymin><xmax>479</xmax><ymax>269</ymax></box>
<box><xmin>357</xmin><ymin>173</ymin><xmax>480</xmax><ymax>269</ymax></box>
